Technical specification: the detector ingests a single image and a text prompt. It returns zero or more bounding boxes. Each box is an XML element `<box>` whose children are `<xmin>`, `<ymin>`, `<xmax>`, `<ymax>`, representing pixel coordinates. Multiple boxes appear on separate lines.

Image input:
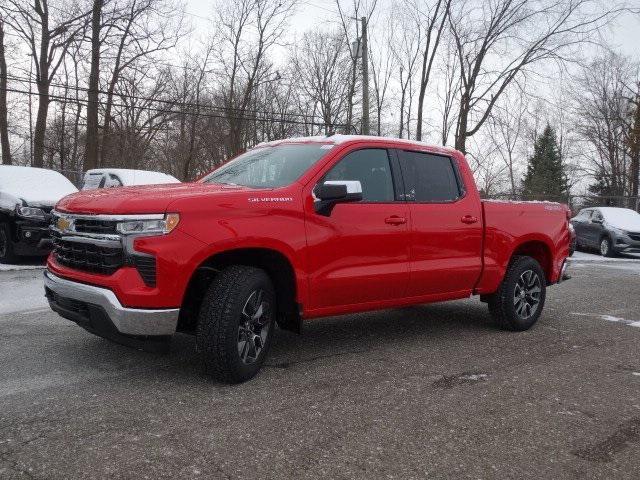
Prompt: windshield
<box><xmin>201</xmin><ymin>144</ymin><xmax>331</xmax><ymax>188</ymax></box>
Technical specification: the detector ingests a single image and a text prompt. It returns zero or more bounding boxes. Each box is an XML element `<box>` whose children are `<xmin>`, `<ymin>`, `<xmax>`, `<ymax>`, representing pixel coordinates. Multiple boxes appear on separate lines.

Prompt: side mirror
<box><xmin>314</xmin><ymin>180</ymin><xmax>363</xmax><ymax>215</ymax></box>
<box><xmin>592</xmin><ymin>217</ymin><xmax>602</xmax><ymax>224</ymax></box>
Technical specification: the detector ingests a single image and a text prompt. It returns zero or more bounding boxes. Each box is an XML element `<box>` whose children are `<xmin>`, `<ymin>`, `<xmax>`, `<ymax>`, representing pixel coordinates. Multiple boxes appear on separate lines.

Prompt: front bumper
<box><xmin>13</xmin><ymin>221</ymin><xmax>52</xmax><ymax>256</ymax></box>
<box><xmin>44</xmin><ymin>270</ymin><xmax>179</xmax><ymax>344</ymax></box>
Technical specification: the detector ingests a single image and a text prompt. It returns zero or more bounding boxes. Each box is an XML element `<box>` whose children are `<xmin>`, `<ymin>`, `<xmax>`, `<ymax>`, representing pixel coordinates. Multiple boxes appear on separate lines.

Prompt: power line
<box><xmin>4</xmin><ymin>73</ymin><xmax>333</xmax><ymax>125</ymax></box>
<box><xmin>1</xmin><ymin>85</ymin><xmax>346</xmax><ymax>129</ymax></box>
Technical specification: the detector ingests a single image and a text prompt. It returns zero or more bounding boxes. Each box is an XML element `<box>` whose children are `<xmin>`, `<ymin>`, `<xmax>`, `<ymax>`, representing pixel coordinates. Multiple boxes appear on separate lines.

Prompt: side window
<box><xmin>398</xmin><ymin>151</ymin><xmax>460</xmax><ymax>202</ymax></box>
<box><xmin>107</xmin><ymin>174</ymin><xmax>123</xmax><ymax>188</ymax></box>
<box><xmin>323</xmin><ymin>149</ymin><xmax>395</xmax><ymax>202</ymax></box>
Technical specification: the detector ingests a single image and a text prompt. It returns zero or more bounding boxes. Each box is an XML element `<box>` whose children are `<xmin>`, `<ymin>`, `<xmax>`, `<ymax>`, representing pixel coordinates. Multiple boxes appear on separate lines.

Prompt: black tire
<box><xmin>487</xmin><ymin>255</ymin><xmax>546</xmax><ymax>331</ymax></box>
<box><xmin>196</xmin><ymin>265</ymin><xmax>276</xmax><ymax>383</ymax></box>
<box><xmin>0</xmin><ymin>222</ymin><xmax>17</xmax><ymax>264</ymax></box>
<box><xmin>599</xmin><ymin>236</ymin><xmax>616</xmax><ymax>257</ymax></box>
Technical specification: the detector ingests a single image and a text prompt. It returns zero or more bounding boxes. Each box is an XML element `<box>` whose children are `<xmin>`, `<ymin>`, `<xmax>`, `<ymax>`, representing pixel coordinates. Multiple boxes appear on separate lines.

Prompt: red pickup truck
<box><xmin>45</xmin><ymin>135</ymin><xmax>571</xmax><ymax>382</ymax></box>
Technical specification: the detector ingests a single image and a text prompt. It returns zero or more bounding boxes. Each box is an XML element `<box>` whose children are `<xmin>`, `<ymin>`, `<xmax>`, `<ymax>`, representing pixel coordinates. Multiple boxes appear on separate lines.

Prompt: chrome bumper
<box><xmin>43</xmin><ymin>270</ymin><xmax>179</xmax><ymax>336</ymax></box>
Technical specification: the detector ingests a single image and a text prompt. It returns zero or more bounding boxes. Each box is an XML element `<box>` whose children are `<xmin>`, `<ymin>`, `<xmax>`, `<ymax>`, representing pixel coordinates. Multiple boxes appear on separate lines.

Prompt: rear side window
<box><xmin>323</xmin><ymin>149</ymin><xmax>395</xmax><ymax>202</ymax></box>
<box><xmin>398</xmin><ymin>151</ymin><xmax>461</xmax><ymax>202</ymax></box>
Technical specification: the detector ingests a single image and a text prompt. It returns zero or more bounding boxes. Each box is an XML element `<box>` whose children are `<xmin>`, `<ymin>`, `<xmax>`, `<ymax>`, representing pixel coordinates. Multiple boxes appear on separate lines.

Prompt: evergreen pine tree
<box><xmin>521</xmin><ymin>124</ymin><xmax>568</xmax><ymax>201</ymax></box>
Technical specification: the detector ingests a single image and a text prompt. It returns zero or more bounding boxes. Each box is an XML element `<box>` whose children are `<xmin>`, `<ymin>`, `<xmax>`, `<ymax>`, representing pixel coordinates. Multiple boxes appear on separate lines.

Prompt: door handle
<box><xmin>461</xmin><ymin>215</ymin><xmax>478</xmax><ymax>224</ymax></box>
<box><xmin>385</xmin><ymin>216</ymin><xmax>407</xmax><ymax>225</ymax></box>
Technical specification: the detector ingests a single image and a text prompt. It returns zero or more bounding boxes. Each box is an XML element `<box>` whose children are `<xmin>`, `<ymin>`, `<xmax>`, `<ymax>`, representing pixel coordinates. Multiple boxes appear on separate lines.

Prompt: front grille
<box><xmin>629</xmin><ymin>233</ymin><xmax>640</xmax><ymax>242</ymax></box>
<box><xmin>73</xmin><ymin>218</ymin><xmax>118</xmax><ymax>235</ymax></box>
<box><xmin>52</xmin><ymin>233</ymin><xmax>124</xmax><ymax>275</ymax></box>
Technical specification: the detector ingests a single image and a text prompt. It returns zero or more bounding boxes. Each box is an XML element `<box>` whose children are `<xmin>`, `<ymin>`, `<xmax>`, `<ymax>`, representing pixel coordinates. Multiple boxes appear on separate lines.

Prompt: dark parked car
<box><xmin>570</xmin><ymin>207</ymin><xmax>640</xmax><ymax>257</ymax></box>
<box><xmin>0</xmin><ymin>166</ymin><xmax>77</xmax><ymax>263</ymax></box>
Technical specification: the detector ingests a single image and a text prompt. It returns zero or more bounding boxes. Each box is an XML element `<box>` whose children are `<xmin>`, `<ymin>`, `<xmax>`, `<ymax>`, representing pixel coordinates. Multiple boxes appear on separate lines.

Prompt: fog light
<box><xmin>24</xmin><ymin>231</ymin><xmax>32</xmax><ymax>238</ymax></box>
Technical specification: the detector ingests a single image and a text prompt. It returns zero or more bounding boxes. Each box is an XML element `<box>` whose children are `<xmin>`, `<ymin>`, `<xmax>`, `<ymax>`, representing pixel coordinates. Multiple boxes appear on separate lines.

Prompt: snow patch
<box><xmin>598</xmin><ymin>207</ymin><xmax>640</xmax><ymax>232</ymax></box>
<box><xmin>82</xmin><ymin>168</ymin><xmax>180</xmax><ymax>189</ymax></box>
<box><xmin>571</xmin><ymin>312</ymin><xmax>640</xmax><ymax>329</ymax></box>
<box><xmin>0</xmin><ymin>165</ymin><xmax>77</xmax><ymax>209</ymax></box>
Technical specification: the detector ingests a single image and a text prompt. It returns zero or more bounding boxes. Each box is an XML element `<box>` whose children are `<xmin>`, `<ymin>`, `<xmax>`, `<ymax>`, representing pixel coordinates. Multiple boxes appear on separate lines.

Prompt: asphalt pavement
<box><xmin>1</xmin><ymin>257</ymin><xmax>640</xmax><ymax>479</ymax></box>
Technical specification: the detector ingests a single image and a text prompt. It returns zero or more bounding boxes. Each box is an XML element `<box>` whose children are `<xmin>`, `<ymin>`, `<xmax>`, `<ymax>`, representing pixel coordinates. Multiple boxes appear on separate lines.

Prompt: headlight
<box><xmin>609</xmin><ymin>226</ymin><xmax>627</xmax><ymax>236</ymax></box>
<box><xmin>116</xmin><ymin>213</ymin><xmax>180</xmax><ymax>235</ymax></box>
<box><xmin>16</xmin><ymin>205</ymin><xmax>46</xmax><ymax>219</ymax></box>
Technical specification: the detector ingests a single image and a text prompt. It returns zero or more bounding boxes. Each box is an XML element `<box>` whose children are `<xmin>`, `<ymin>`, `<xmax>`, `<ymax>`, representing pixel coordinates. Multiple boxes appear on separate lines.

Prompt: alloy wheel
<box><xmin>237</xmin><ymin>289</ymin><xmax>271</xmax><ymax>365</ymax></box>
<box><xmin>513</xmin><ymin>270</ymin><xmax>541</xmax><ymax>319</ymax></box>
<box><xmin>600</xmin><ymin>239</ymin><xmax>610</xmax><ymax>256</ymax></box>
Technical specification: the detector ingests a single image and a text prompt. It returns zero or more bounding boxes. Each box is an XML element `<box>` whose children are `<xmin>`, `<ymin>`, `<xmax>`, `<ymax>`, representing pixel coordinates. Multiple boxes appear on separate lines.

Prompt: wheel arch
<box><xmin>510</xmin><ymin>239</ymin><xmax>554</xmax><ymax>283</ymax></box>
<box><xmin>178</xmin><ymin>247</ymin><xmax>301</xmax><ymax>334</ymax></box>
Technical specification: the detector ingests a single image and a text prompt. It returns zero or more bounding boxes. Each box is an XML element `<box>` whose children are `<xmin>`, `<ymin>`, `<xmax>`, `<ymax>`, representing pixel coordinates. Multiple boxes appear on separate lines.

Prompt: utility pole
<box><xmin>361</xmin><ymin>16</ymin><xmax>370</xmax><ymax>136</ymax></box>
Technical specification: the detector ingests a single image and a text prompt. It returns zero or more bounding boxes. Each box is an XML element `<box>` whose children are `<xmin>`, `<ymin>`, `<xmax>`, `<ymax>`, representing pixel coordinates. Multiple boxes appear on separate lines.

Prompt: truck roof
<box><xmin>255</xmin><ymin>134</ymin><xmax>457</xmax><ymax>156</ymax></box>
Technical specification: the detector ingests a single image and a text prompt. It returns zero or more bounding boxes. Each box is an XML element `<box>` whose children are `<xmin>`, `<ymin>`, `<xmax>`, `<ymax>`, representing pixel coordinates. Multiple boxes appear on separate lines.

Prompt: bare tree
<box><xmin>84</xmin><ymin>0</ymin><xmax>102</xmax><ymax>170</ymax></box>
<box><xmin>100</xmin><ymin>0</ymin><xmax>186</xmax><ymax>166</ymax></box>
<box><xmin>408</xmin><ymin>0</ymin><xmax>451</xmax><ymax>141</ymax></box>
<box><xmin>571</xmin><ymin>52</ymin><xmax>635</xmax><ymax>201</ymax></box>
<box><xmin>449</xmin><ymin>0</ymin><xmax>620</xmax><ymax>154</ymax></box>
<box><xmin>216</xmin><ymin>0</ymin><xmax>297</xmax><ymax>156</ymax></box>
<box><xmin>4</xmin><ymin>0</ymin><xmax>89</xmax><ymax>167</ymax></box>
<box><xmin>389</xmin><ymin>5</ymin><xmax>421</xmax><ymax>138</ymax></box>
<box><xmin>370</xmin><ymin>30</ymin><xmax>395</xmax><ymax>136</ymax></box>
<box><xmin>291</xmin><ymin>30</ymin><xmax>350</xmax><ymax>135</ymax></box>
<box><xmin>486</xmin><ymin>89</ymin><xmax>529</xmax><ymax>196</ymax></box>
<box><xmin>0</xmin><ymin>15</ymin><xmax>11</xmax><ymax>164</ymax></box>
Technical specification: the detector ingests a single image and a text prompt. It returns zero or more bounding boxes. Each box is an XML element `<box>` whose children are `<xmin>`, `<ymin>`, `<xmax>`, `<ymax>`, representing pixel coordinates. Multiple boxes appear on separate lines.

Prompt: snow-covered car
<box><xmin>0</xmin><ymin>166</ymin><xmax>78</xmax><ymax>263</ymax></box>
<box><xmin>81</xmin><ymin>169</ymin><xmax>180</xmax><ymax>190</ymax></box>
<box><xmin>570</xmin><ymin>207</ymin><xmax>640</xmax><ymax>257</ymax></box>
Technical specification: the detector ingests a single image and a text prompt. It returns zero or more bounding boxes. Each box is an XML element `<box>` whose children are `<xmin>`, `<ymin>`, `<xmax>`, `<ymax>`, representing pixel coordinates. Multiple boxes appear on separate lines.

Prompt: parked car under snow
<box><xmin>570</xmin><ymin>207</ymin><xmax>640</xmax><ymax>257</ymax></box>
<box><xmin>81</xmin><ymin>169</ymin><xmax>180</xmax><ymax>190</ymax></box>
<box><xmin>0</xmin><ymin>166</ymin><xmax>78</xmax><ymax>263</ymax></box>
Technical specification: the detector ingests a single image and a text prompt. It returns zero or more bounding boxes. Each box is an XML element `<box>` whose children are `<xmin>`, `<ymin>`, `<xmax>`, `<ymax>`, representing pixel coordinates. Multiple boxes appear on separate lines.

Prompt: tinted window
<box><xmin>202</xmin><ymin>144</ymin><xmax>330</xmax><ymax>188</ymax></box>
<box><xmin>399</xmin><ymin>151</ymin><xmax>460</xmax><ymax>202</ymax></box>
<box><xmin>323</xmin><ymin>149</ymin><xmax>394</xmax><ymax>202</ymax></box>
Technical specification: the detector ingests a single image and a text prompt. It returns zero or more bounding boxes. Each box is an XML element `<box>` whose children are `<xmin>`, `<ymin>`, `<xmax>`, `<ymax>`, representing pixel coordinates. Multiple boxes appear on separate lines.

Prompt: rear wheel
<box><xmin>0</xmin><ymin>222</ymin><xmax>17</xmax><ymax>264</ymax></box>
<box><xmin>196</xmin><ymin>265</ymin><xmax>276</xmax><ymax>383</ymax></box>
<box><xmin>487</xmin><ymin>255</ymin><xmax>546</xmax><ymax>331</ymax></box>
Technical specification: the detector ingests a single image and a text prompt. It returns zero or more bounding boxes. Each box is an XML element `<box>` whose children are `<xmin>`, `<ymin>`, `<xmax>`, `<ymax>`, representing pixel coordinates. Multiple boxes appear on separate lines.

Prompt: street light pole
<box><xmin>361</xmin><ymin>16</ymin><xmax>370</xmax><ymax>136</ymax></box>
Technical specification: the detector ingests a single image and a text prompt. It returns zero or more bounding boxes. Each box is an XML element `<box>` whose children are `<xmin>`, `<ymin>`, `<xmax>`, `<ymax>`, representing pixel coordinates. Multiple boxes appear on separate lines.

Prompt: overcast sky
<box><xmin>183</xmin><ymin>0</ymin><xmax>640</xmax><ymax>57</ymax></box>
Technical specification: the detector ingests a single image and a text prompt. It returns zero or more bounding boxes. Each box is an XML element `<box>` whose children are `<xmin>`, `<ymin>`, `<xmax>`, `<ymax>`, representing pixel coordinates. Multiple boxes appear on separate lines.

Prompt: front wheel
<box><xmin>600</xmin><ymin>237</ymin><xmax>616</xmax><ymax>257</ymax></box>
<box><xmin>196</xmin><ymin>265</ymin><xmax>276</xmax><ymax>383</ymax></box>
<box><xmin>0</xmin><ymin>222</ymin><xmax>17</xmax><ymax>264</ymax></box>
<box><xmin>487</xmin><ymin>255</ymin><xmax>546</xmax><ymax>331</ymax></box>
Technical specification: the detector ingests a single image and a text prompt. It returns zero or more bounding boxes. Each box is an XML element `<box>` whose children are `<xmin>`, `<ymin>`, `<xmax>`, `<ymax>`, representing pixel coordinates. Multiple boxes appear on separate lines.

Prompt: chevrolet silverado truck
<box><xmin>44</xmin><ymin>135</ymin><xmax>572</xmax><ymax>383</ymax></box>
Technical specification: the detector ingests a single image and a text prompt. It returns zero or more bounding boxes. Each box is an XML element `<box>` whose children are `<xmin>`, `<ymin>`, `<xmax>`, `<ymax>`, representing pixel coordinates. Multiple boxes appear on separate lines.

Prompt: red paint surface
<box><xmin>51</xmin><ymin>138</ymin><xmax>571</xmax><ymax>317</ymax></box>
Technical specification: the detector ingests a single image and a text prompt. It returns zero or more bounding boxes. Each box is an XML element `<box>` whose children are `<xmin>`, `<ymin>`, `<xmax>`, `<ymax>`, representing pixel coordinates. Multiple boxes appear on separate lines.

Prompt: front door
<box><xmin>396</xmin><ymin>149</ymin><xmax>483</xmax><ymax>298</ymax></box>
<box><xmin>304</xmin><ymin>147</ymin><xmax>410</xmax><ymax>312</ymax></box>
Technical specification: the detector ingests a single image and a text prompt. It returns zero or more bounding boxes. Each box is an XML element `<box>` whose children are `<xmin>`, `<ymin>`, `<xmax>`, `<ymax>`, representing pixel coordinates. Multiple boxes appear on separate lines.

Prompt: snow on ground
<box><xmin>571</xmin><ymin>251</ymin><xmax>640</xmax><ymax>262</ymax></box>
<box><xmin>0</xmin><ymin>269</ymin><xmax>48</xmax><ymax>315</ymax></box>
<box><xmin>0</xmin><ymin>262</ymin><xmax>46</xmax><ymax>272</ymax></box>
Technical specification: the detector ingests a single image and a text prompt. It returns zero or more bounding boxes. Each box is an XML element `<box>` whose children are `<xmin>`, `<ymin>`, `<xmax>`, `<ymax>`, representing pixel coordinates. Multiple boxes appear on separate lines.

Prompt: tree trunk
<box><xmin>85</xmin><ymin>0</ymin><xmax>103</xmax><ymax>171</ymax></box>
<box><xmin>0</xmin><ymin>20</ymin><xmax>11</xmax><ymax>165</ymax></box>
<box><xmin>32</xmin><ymin>81</ymin><xmax>49</xmax><ymax>167</ymax></box>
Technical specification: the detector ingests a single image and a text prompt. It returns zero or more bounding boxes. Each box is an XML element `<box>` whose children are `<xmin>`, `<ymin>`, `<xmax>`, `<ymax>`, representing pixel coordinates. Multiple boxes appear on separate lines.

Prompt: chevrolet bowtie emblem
<box><xmin>57</xmin><ymin>216</ymin><xmax>72</xmax><ymax>232</ymax></box>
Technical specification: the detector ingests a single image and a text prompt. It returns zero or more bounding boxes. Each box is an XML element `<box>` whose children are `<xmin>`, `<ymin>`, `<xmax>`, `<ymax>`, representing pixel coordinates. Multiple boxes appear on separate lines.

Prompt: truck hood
<box><xmin>55</xmin><ymin>182</ymin><xmax>257</xmax><ymax>214</ymax></box>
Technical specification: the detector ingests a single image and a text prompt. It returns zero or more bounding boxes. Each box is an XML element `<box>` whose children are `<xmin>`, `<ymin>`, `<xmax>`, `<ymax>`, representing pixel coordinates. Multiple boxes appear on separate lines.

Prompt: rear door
<box><xmin>396</xmin><ymin>149</ymin><xmax>483</xmax><ymax>298</ymax></box>
<box><xmin>304</xmin><ymin>147</ymin><xmax>411</xmax><ymax>311</ymax></box>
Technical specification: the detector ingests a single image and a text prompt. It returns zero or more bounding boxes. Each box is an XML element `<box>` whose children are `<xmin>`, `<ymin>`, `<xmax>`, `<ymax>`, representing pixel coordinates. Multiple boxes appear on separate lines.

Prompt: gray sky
<box><xmin>183</xmin><ymin>0</ymin><xmax>640</xmax><ymax>56</ymax></box>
